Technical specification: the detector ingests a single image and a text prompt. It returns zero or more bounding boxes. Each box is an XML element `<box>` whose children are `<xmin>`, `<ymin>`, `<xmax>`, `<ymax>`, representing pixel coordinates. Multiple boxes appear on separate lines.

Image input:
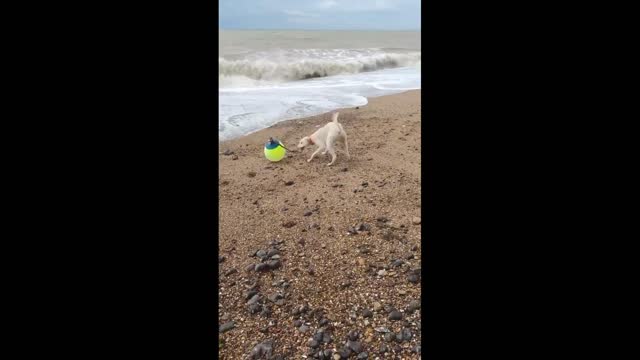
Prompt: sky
<box><xmin>219</xmin><ymin>0</ymin><xmax>421</xmax><ymax>30</ymax></box>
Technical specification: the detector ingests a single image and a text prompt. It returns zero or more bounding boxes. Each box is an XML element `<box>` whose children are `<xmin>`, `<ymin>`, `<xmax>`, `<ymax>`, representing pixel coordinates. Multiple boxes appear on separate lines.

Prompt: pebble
<box><xmin>293</xmin><ymin>320</ymin><xmax>302</xmax><ymax>327</ymax></box>
<box><xmin>338</xmin><ymin>347</ymin><xmax>352</xmax><ymax>358</ymax></box>
<box><xmin>308</xmin><ymin>339</ymin><xmax>320</xmax><ymax>348</ymax></box>
<box><xmin>247</xmin><ymin>171</ymin><xmax>256</xmax><ymax>177</ymax></box>
<box><xmin>267</xmin><ymin>259</ymin><xmax>281</xmax><ymax>269</ymax></box>
<box><xmin>218</xmin><ymin>256</ymin><xmax>225</xmax><ymax>263</ymax></box>
<box><xmin>413</xmin><ymin>345</ymin><xmax>421</xmax><ymax>353</ymax></box>
<box><xmin>384</xmin><ymin>332</ymin><xmax>395</xmax><ymax>342</ymax></box>
<box><xmin>411</xmin><ymin>245</ymin><xmax>418</xmax><ymax>251</ymax></box>
<box><xmin>271</xmin><ymin>254</ymin><xmax>281</xmax><ymax>260</ymax></box>
<box><xmin>379</xmin><ymin>344</ymin><xmax>389</xmax><ymax>353</ymax></box>
<box><xmin>322</xmin><ymin>332</ymin><xmax>332</xmax><ymax>343</ymax></box>
<box><xmin>412</xmin><ymin>216</ymin><xmax>421</xmax><ymax>225</ymax></box>
<box><xmin>245</xmin><ymin>264</ymin><xmax>256</xmax><ymax>272</ymax></box>
<box><xmin>222</xmin><ymin>149</ymin><xmax>234</xmax><ymax>155</ymax></box>
<box><xmin>299</xmin><ymin>324</ymin><xmax>310</xmax><ymax>333</ymax></box>
<box><xmin>254</xmin><ymin>263</ymin><xmax>270</xmax><ymax>272</ymax></box>
<box><xmin>347</xmin><ymin>340</ymin><xmax>362</xmax><ymax>353</ymax></box>
<box><xmin>285</xmin><ymin>180</ymin><xmax>294</xmax><ymax>186</ymax></box>
<box><xmin>362</xmin><ymin>309</ymin><xmax>373</xmax><ymax>318</ymax></box>
<box><xmin>407</xmin><ymin>300</ymin><xmax>421</xmax><ymax>313</ymax></box>
<box><xmin>356</xmin><ymin>352</ymin><xmax>368</xmax><ymax>359</ymax></box>
<box><xmin>231</xmin><ymin>154</ymin><xmax>238</xmax><ymax>160</ymax></box>
<box><xmin>219</xmin><ymin>321</ymin><xmax>235</xmax><ymax>333</ymax></box>
<box><xmin>283</xmin><ymin>221</ymin><xmax>296</xmax><ymax>228</ymax></box>
<box><xmin>395</xmin><ymin>332</ymin><xmax>404</xmax><ymax>343</ymax></box>
<box><xmin>391</xmin><ymin>259</ymin><xmax>404</xmax><ymax>267</ymax></box>
<box><xmin>373</xmin><ymin>302</ymin><xmax>382</xmax><ymax>312</ymax></box>
<box><xmin>333</xmin><ymin>354</ymin><xmax>341</xmax><ymax>360</ymax></box>
<box><xmin>389</xmin><ymin>310</ymin><xmax>403</xmax><ymax>321</ymax></box>
<box><xmin>398</xmin><ymin>290</ymin><xmax>407</xmax><ymax>296</ymax></box>
<box><xmin>266</xmin><ymin>248</ymin><xmax>280</xmax><ymax>257</ymax></box>
<box><xmin>407</xmin><ymin>274</ymin><xmax>420</xmax><ymax>283</ymax></box>
<box><xmin>319</xmin><ymin>318</ymin><xmax>329</xmax><ymax>327</ymax></box>
<box><xmin>247</xmin><ymin>294</ymin><xmax>261</xmax><ymax>305</ymax></box>
<box><xmin>224</xmin><ymin>268</ymin><xmax>237</xmax><ymax>276</ymax></box>
<box><xmin>377</xmin><ymin>270</ymin><xmax>387</xmax><ymax>276</ymax></box>
<box><xmin>348</xmin><ymin>330</ymin><xmax>359</xmax><ymax>341</ymax></box>
<box><xmin>249</xmin><ymin>340</ymin><xmax>273</xmax><ymax>359</ymax></box>
<box><xmin>401</xmin><ymin>328</ymin><xmax>413</xmax><ymax>341</ymax></box>
<box><xmin>248</xmin><ymin>303</ymin><xmax>262</xmax><ymax>314</ymax></box>
<box><xmin>256</xmin><ymin>250</ymin><xmax>267</xmax><ymax>259</ymax></box>
<box><xmin>304</xmin><ymin>210</ymin><xmax>313</xmax><ymax>216</ymax></box>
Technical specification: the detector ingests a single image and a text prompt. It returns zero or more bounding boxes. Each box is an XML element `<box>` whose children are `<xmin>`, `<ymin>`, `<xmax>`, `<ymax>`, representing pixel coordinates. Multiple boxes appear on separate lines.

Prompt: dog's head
<box><xmin>297</xmin><ymin>136</ymin><xmax>312</xmax><ymax>150</ymax></box>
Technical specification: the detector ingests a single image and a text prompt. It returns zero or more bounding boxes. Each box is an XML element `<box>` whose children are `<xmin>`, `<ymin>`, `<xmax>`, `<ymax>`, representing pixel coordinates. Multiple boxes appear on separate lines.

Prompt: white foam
<box><xmin>219</xmin><ymin>67</ymin><xmax>420</xmax><ymax>141</ymax></box>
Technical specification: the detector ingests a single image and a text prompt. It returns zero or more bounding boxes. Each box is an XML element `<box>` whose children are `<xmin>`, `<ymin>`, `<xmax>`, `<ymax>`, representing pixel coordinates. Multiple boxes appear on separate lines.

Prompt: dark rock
<box><xmin>338</xmin><ymin>347</ymin><xmax>352</xmax><ymax>359</ymax></box>
<box><xmin>267</xmin><ymin>293</ymin><xmax>283</xmax><ymax>303</ymax></box>
<box><xmin>356</xmin><ymin>223</ymin><xmax>370</xmax><ymax>232</ymax></box>
<box><xmin>248</xmin><ymin>303</ymin><xmax>262</xmax><ymax>314</ymax></box>
<box><xmin>304</xmin><ymin>210</ymin><xmax>313</xmax><ymax>216</ymax></box>
<box><xmin>407</xmin><ymin>274</ymin><xmax>420</xmax><ymax>283</ymax></box>
<box><xmin>405</xmin><ymin>254</ymin><xmax>415</xmax><ymax>260</ymax></box>
<box><xmin>357</xmin><ymin>352</ymin><xmax>368</xmax><ymax>359</ymax></box>
<box><xmin>267</xmin><ymin>260</ymin><xmax>281</xmax><ymax>269</ymax></box>
<box><xmin>395</xmin><ymin>333</ymin><xmax>404</xmax><ymax>343</ymax></box>
<box><xmin>255</xmin><ymin>263</ymin><xmax>270</xmax><ymax>272</ymax></box>
<box><xmin>248</xmin><ymin>171</ymin><xmax>257</xmax><ymax>178</ymax></box>
<box><xmin>347</xmin><ymin>340</ymin><xmax>362</xmax><ymax>353</ymax></box>
<box><xmin>389</xmin><ymin>310</ymin><xmax>403</xmax><ymax>321</ymax></box>
<box><xmin>266</xmin><ymin>248</ymin><xmax>280</xmax><ymax>257</ymax></box>
<box><xmin>384</xmin><ymin>332</ymin><xmax>395</xmax><ymax>342</ymax></box>
<box><xmin>341</xmin><ymin>167</ymin><xmax>348</xmax><ymax>172</ymax></box>
<box><xmin>411</xmin><ymin>245</ymin><xmax>418</xmax><ymax>251</ymax></box>
<box><xmin>347</xmin><ymin>226</ymin><xmax>358</xmax><ymax>235</ymax></box>
<box><xmin>260</xmin><ymin>306</ymin><xmax>271</xmax><ymax>317</ymax></box>
<box><xmin>309</xmin><ymin>339</ymin><xmax>320</xmax><ymax>348</ymax></box>
<box><xmin>249</xmin><ymin>340</ymin><xmax>273</xmax><ymax>359</ymax></box>
<box><xmin>219</xmin><ymin>321</ymin><xmax>235</xmax><ymax>333</ymax></box>
<box><xmin>225</xmin><ymin>268</ymin><xmax>237</xmax><ymax>276</ymax></box>
<box><xmin>412</xmin><ymin>345</ymin><xmax>421</xmax><ymax>354</ymax></box>
<box><xmin>361</xmin><ymin>181</ymin><xmax>368</xmax><ymax>187</ymax></box>
<box><xmin>218</xmin><ymin>256</ymin><xmax>226</xmax><ymax>263</ymax></box>
<box><xmin>407</xmin><ymin>300</ymin><xmax>421</xmax><ymax>313</ymax></box>
<box><xmin>299</xmin><ymin>324</ymin><xmax>310</xmax><ymax>333</ymax></box>
<box><xmin>391</xmin><ymin>259</ymin><xmax>404</xmax><ymax>267</ymax></box>
<box><xmin>362</xmin><ymin>309</ymin><xmax>373</xmax><ymax>318</ymax></box>
<box><xmin>245</xmin><ymin>290</ymin><xmax>259</xmax><ymax>300</ymax></box>
<box><xmin>313</xmin><ymin>331</ymin><xmax>324</xmax><ymax>342</ymax></box>
<box><xmin>319</xmin><ymin>318</ymin><xmax>329</xmax><ymax>327</ymax></box>
<box><xmin>283</xmin><ymin>221</ymin><xmax>296</xmax><ymax>228</ymax></box>
<box><xmin>322</xmin><ymin>332</ymin><xmax>332</xmax><ymax>344</ymax></box>
<box><xmin>401</xmin><ymin>328</ymin><xmax>413</xmax><ymax>341</ymax></box>
<box><xmin>231</xmin><ymin>154</ymin><xmax>239</xmax><ymax>160</ymax></box>
<box><xmin>348</xmin><ymin>330</ymin><xmax>359</xmax><ymax>341</ymax></box>
<box><xmin>256</xmin><ymin>249</ymin><xmax>267</xmax><ymax>259</ymax></box>
<box><xmin>245</xmin><ymin>264</ymin><xmax>256</xmax><ymax>272</ymax></box>
<box><xmin>293</xmin><ymin>320</ymin><xmax>302</xmax><ymax>328</ymax></box>
<box><xmin>247</xmin><ymin>294</ymin><xmax>261</xmax><ymax>305</ymax></box>
<box><xmin>285</xmin><ymin>180</ymin><xmax>294</xmax><ymax>186</ymax></box>
<box><xmin>393</xmin><ymin>345</ymin><xmax>402</xmax><ymax>353</ymax></box>
<box><xmin>223</xmin><ymin>149</ymin><xmax>234</xmax><ymax>156</ymax></box>
<box><xmin>379</xmin><ymin>343</ymin><xmax>389</xmax><ymax>353</ymax></box>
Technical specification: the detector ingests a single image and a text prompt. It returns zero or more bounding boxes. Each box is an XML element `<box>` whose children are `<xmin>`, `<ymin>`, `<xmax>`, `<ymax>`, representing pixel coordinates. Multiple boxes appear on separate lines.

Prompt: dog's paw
<box><xmin>307</xmin><ymin>158</ymin><xmax>312</xmax><ymax>162</ymax></box>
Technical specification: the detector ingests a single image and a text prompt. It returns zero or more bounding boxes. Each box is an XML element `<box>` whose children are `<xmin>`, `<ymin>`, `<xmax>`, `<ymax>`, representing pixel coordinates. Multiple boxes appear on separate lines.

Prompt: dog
<box><xmin>297</xmin><ymin>112</ymin><xmax>350</xmax><ymax>166</ymax></box>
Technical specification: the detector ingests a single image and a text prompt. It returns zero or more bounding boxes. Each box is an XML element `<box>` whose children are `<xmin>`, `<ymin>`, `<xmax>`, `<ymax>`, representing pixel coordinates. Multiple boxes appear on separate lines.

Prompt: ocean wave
<box><xmin>219</xmin><ymin>51</ymin><xmax>421</xmax><ymax>85</ymax></box>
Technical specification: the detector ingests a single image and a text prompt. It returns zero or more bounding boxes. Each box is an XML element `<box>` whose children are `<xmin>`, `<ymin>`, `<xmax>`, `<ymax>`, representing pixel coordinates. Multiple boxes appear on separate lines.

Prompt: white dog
<box><xmin>297</xmin><ymin>112</ymin><xmax>350</xmax><ymax>166</ymax></box>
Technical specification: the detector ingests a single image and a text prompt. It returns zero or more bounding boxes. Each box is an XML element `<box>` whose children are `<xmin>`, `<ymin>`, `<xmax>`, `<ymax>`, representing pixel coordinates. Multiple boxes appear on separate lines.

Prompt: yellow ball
<box><xmin>264</xmin><ymin>140</ymin><xmax>286</xmax><ymax>162</ymax></box>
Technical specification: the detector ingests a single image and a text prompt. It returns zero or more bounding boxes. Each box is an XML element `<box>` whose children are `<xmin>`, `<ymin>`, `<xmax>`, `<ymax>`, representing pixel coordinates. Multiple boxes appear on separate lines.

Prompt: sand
<box><xmin>218</xmin><ymin>90</ymin><xmax>422</xmax><ymax>359</ymax></box>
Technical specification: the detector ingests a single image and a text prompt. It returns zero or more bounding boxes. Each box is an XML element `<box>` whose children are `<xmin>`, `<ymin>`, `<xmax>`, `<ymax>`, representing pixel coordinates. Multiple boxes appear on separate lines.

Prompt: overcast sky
<box><xmin>219</xmin><ymin>0</ymin><xmax>421</xmax><ymax>30</ymax></box>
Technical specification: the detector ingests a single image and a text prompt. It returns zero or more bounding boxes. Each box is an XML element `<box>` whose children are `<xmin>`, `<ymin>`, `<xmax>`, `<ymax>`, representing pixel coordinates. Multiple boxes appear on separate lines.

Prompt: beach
<box><xmin>218</xmin><ymin>90</ymin><xmax>422</xmax><ymax>358</ymax></box>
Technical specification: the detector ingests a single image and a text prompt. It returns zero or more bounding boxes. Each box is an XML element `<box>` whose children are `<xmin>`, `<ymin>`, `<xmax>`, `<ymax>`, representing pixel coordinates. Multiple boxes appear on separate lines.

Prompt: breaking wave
<box><xmin>219</xmin><ymin>51</ymin><xmax>421</xmax><ymax>86</ymax></box>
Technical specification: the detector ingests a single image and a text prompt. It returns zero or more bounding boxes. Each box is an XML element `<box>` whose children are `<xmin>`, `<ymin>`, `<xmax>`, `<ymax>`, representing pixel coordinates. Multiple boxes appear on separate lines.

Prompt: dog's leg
<box><xmin>343</xmin><ymin>134</ymin><xmax>350</xmax><ymax>159</ymax></box>
<box><xmin>308</xmin><ymin>147</ymin><xmax>322</xmax><ymax>162</ymax></box>
<box><xmin>327</xmin><ymin>146</ymin><xmax>337</xmax><ymax>166</ymax></box>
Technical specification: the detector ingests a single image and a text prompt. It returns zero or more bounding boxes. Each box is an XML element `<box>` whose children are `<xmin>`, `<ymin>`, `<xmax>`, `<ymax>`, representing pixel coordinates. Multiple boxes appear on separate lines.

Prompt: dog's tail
<box><xmin>332</xmin><ymin>112</ymin><xmax>340</xmax><ymax>123</ymax></box>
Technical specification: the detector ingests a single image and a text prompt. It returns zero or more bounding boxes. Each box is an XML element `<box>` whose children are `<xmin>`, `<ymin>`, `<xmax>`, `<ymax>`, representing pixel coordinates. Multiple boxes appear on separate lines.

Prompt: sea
<box><xmin>219</xmin><ymin>30</ymin><xmax>421</xmax><ymax>141</ymax></box>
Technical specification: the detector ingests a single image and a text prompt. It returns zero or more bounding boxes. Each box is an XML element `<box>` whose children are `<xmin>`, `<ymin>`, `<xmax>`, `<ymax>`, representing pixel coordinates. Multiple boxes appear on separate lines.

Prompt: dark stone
<box><xmin>225</xmin><ymin>268</ymin><xmax>237</xmax><ymax>276</ymax></box>
<box><xmin>249</xmin><ymin>340</ymin><xmax>273</xmax><ymax>359</ymax></box>
<box><xmin>308</xmin><ymin>339</ymin><xmax>320</xmax><ymax>348</ymax></box>
<box><xmin>362</xmin><ymin>309</ymin><xmax>373</xmax><ymax>318</ymax></box>
<box><xmin>245</xmin><ymin>290</ymin><xmax>259</xmax><ymax>300</ymax></box>
<box><xmin>379</xmin><ymin>343</ymin><xmax>389</xmax><ymax>353</ymax></box>
<box><xmin>248</xmin><ymin>303</ymin><xmax>262</xmax><ymax>314</ymax></box>
<box><xmin>285</xmin><ymin>181</ymin><xmax>294</xmax><ymax>186</ymax></box>
<box><xmin>293</xmin><ymin>320</ymin><xmax>302</xmax><ymax>328</ymax></box>
<box><xmin>412</xmin><ymin>345</ymin><xmax>421</xmax><ymax>354</ymax></box>
<box><xmin>384</xmin><ymin>332</ymin><xmax>395</xmax><ymax>342</ymax></box>
<box><xmin>247</xmin><ymin>294</ymin><xmax>261</xmax><ymax>305</ymax></box>
<box><xmin>322</xmin><ymin>332</ymin><xmax>332</xmax><ymax>344</ymax></box>
<box><xmin>260</xmin><ymin>306</ymin><xmax>271</xmax><ymax>317</ymax></box>
<box><xmin>256</xmin><ymin>249</ymin><xmax>267</xmax><ymax>259</ymax></box>
<box><xmin>255</xmin><ymin>263</ymin><xmax>270</xmax><ymax>272</ymax></box>
<box><xmin>267</xmin><ymin>260</ymin><xmax>281</xmax><ymax>269</ymax></box>
<box><xmin>389</xmin><ymin>310</ymin><xmax>403</xmax><ymax>321</ymax></box>
<box><xmin>357</xmin><ymin>352</ymin><xmax>368</xmax><ymax>359</ymax></box>
<box><xmin>319</xmin><ymin>318</ymin><xmax>329</xmax><ymax>326</ymax></box>
<box><xmin>395</xmin><ymin>332</ymin><xmax>404</xmax><ymax>343</ymax></box>
<box><xmin>299</xmin><ymin>324</ymin><xmax>310</xmax><ymax>333</ymax></box>
<box><xmin>338</xmin><ymin>347</ymin><xmax>352</xmax><ymax>358</ymax></box>
<box><xmin>245</xmin><ymin>264</ymin><xmax>256</xmax><ymax>272</ymax></box>
<box><xmin>391</xmin><ymin>259</ymin><xmax>404</xmax><ymax>267</ymax></box>
<box><xmin>219</xmin><ymin>321</ymin><xmax>235</xmax><ymax>333</ymax></box>
<box><xmin>401</xmin><ymin>328</ymin><xmax>412</xmax><ymax>341</ymax></box>
<box><xmin>407</xmin><ymin>300</ymin><xmax>421</xmax><ymax>313</ymax></box>
<box><xmin>304</xmin><ymin>210</ymin><xmax>313</xmax><ymax>216</ymax></box>
<box><xmin>313</xmin><ymin>331</ymin><xmax>324</xmax><ymax>342</ymax></box>
<box><xmin>231</xmin><ymin>154</ymin><xmax>239</xmax><ymax>160</ymax></box>
<box><xmin>223</xmin><ymin>149</ymin><xmax>234</xmax><ymax>156</ymax></box>
<box><xmin>407</xmin><ymin>274</ymin><xmax>420</xmax><ymax>283</ymax></box>
<box><xmin>267</xmin><ymin>293</ymin><xmax>283</xmax><ymax>303</ymax></box>
<box><xmin>347</xmin><ymin>340</ymin><xmax>362</xmax><ymax>353</ymax></box>
<box><xmin>283</xmin><ymin>221</ymin><xmax>296</xmax><ymax>228</ymax></box>
<box><xmin>411</xmin><ymin>245</ymin><xmax>418</xmax><ymax>251</ymax></box>
<box><xmin>218</xmin><ymin>256</ymin><xmax>226</xmax><ymax>263</ymax></box>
